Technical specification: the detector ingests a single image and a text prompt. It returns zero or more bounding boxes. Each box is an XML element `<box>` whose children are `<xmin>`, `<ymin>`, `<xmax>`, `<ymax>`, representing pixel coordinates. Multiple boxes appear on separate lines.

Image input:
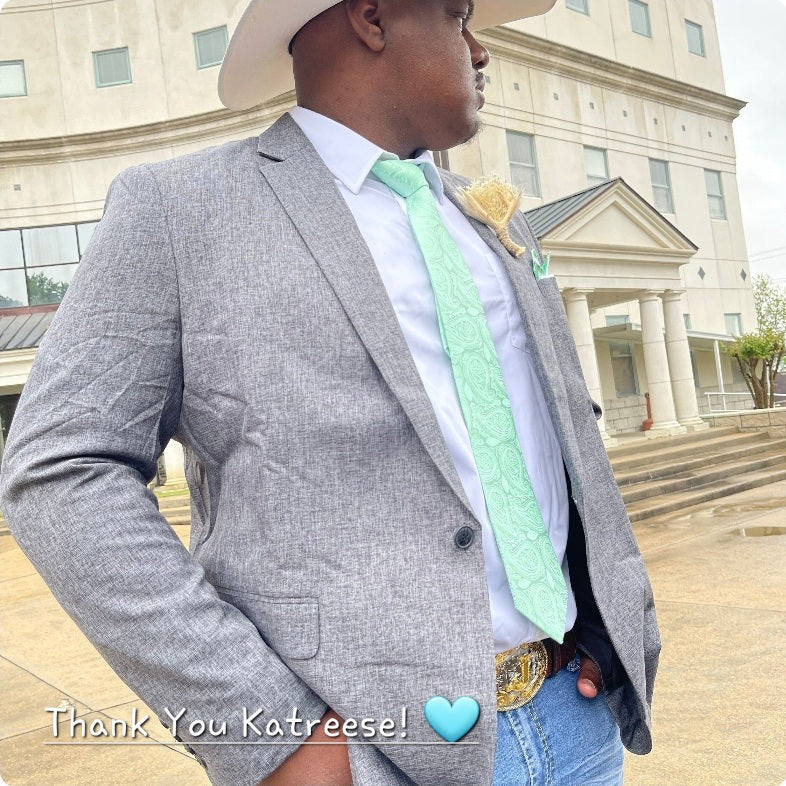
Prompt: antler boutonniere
<box><xmin>457</xmin><ymin>175</ymin><xmax>526</xmax><ymax>258</ymax></box>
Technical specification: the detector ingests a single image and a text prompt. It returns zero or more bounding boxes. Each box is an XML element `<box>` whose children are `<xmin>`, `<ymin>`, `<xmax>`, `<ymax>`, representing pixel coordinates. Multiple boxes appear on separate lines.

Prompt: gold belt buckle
<box><xmin>496</xmin><ymin>640</ymin><xmax>549</xmax><ymax>711</ymax></box>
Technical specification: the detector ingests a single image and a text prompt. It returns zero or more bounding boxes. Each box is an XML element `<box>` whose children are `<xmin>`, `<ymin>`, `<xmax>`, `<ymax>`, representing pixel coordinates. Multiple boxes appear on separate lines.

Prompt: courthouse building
<box><xmin>0</xmin><ymin>0</ymin><xmax>755</xmax><ymax>474</ymax></box>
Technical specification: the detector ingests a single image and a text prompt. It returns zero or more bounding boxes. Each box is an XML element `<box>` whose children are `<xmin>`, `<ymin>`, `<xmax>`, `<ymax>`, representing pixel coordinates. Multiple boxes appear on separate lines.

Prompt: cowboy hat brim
<box><xmin>218</xmin><ymin>0</ymin><xmax>557</xmax><ymax>111</ymax></box>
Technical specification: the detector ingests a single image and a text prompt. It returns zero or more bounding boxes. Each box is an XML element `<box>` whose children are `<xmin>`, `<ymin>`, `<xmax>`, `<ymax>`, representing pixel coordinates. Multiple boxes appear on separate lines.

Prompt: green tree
<box><xmin>725</xmin><ymin>275</ymin><xmax>786</xmax><ymax>409</ymax></box>
<box><xmin>26</xmin><ymin>271</ymin><xmax>70</xmax><ymax>306</ymax></box>
<box><xmin>753</xmin><ymin>273</ymin><xmax>786</xmax><ymax>336</ymax></box>
<box><xmin>0</xmin><ymin>294</ymin><xmax>23</xmax><ymax>308</ymax></box>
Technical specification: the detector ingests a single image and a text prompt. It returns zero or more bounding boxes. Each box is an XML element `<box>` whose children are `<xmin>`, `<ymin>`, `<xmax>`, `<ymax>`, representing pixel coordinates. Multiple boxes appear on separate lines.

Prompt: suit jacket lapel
<box><xmin>256</xmin><ymin>115</ymin><xmax>475</xmax><ymax>518</ymax></box>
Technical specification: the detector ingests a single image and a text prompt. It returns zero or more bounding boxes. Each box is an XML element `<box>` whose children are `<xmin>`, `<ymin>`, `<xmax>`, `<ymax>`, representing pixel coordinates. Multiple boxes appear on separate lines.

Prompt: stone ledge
<box><xmin>702</xmin><ymin>407</ymin><xmax>786</xmax><ymax>434</ymax></box>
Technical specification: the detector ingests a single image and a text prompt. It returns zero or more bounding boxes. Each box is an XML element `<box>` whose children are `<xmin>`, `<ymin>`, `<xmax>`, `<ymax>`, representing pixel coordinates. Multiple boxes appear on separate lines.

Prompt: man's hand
<box><xmin>257</xmin><ymin>708</ymin><xmax>352</xmax><ymax>786</ymax></box>
<box><xmin>576</xmin><ymin>655</ymin><xmax>603</xmax><ymax>699</ymax></box>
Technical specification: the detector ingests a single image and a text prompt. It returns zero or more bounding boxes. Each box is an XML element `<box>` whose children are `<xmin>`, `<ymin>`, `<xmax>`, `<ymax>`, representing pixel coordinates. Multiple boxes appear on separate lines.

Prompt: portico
<box><xmin>525</xmin><ymin>178</ymin><xmax>708</xmax><ymax>439</ymax></box>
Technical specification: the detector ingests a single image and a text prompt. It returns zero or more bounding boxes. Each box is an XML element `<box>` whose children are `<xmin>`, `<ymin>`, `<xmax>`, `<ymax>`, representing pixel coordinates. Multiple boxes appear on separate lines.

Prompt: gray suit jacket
<box><xmin>0</xmin><ymin>114</ymin><xmax>659</xmax><ymax>786</ymax></box>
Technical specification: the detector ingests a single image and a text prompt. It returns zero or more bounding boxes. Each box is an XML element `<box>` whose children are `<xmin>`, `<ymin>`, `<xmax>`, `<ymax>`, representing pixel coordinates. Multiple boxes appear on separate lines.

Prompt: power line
<box><xmin>748</xmin><ymin>251</ymin><xmax>786</xmax><ymax>264</ymax></box>
<box><xmin>749</xmin><ymin>245</ymin><xmax>786</xmax><ymax>259</ymax></box>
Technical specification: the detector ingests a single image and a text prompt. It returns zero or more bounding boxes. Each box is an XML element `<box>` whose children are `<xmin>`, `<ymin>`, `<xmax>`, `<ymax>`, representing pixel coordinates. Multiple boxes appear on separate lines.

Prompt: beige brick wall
<box><xmin>703</xmin><ymin>407</ymin><xmax>786</xmax><ymax>436</ymax></box>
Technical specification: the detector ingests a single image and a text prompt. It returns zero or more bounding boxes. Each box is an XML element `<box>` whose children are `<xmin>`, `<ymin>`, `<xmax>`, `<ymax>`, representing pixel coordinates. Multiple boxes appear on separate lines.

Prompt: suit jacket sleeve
<box><xmin>0</xmin><ymin>165</ymin><xmax>327</xmax><ymax>786</ymax></box>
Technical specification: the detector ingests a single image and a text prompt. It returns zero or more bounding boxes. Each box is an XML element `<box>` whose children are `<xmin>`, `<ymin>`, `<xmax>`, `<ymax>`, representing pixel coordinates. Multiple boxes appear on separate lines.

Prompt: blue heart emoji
<box><xmin>423</xmin><ymin>696</ymin><xmax>480</xmax><ymax>743</ymax></box>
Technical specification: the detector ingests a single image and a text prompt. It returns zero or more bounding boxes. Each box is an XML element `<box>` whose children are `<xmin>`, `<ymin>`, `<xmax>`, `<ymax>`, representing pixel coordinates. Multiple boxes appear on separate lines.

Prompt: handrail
<box><xmin>704</xmin><ymin>391</ymin><xmax>785</xmax><ymax>412</ymax></box>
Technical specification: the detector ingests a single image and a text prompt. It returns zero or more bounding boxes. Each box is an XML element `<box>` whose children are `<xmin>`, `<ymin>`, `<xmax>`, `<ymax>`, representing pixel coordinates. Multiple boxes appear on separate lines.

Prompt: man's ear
<box><xmin>345</xmin><ymin>0</ymin><xmax>385</xmax><ymax>52</ymax></box>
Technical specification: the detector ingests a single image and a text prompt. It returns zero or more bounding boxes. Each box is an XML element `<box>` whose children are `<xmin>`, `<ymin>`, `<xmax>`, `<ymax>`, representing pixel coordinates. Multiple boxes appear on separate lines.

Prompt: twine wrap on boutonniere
<box><xmin>458</xmin><ymin>175</ymin><xmax>552</xmax><ymax>280</ymax></box>
<box><xmin>457</xmin><ymin>175</ymin><xmax>527</xmax><ymax>259</ymax></box>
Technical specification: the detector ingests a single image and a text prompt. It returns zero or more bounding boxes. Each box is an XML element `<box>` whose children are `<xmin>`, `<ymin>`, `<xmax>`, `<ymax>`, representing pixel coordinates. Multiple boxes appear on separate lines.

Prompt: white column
<box><xmin>563</xmin><ymin>288</ymin><xmax>615</xmax><ymax>444</ymax></box>
<box><xmin>661</xmin><ymin>290</ymin><xmax>708</xmax><ymax>431</ymax></box>
<box><xmin>713</xmin><ymin>339</ymin><xmax>725</xmax><ymax>393</ymax></box>
<box><xmin>639</xmin><ymin>290</ymin><xmax>685</xmax><ymax>437</ymax></box>
<box><xmin>163</xmin><ymin>439</ymin><xmax>186</xmax><ymax>481</ymax></box>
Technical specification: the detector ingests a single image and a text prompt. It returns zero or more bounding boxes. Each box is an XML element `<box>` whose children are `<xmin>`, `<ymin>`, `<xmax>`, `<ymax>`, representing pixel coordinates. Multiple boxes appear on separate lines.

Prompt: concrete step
<box><xmin>607</xmin><ymin>425</ymin><xmax>739</xmax><ymax>459</ymax></box>
<box><xmin>157</xmin><ymin>493</ymin><xmax>191</xmax><ymax>510</ymax></box>
<box><xmin>609</xmin><ymin>430</ymin><xmax>769</xmax><ymax>472</ymax></box>
<box><xmin>152</xmin><ymin>479</ymin><xmax>189</xmax><ymax>494</ymax></box>
<box><xmin>620</xmin><ymin>447</ymin><xmax>786</xmax><ymax>504</ymax></box>
<box><xmin>615</xmin><ymin>438</ymin><xmax>786</xmax><ymax>487</ymax></box>
<box><xmin>163</xmin><ymin>512</ymin><xmax>192</xmax><ymax>526</ymax></box>
<box><xmin>156</xmin><ymin>488</ymin><xmax>192</xmax><ymax>526</ymax></box>
<box><xmin>625</xmin><ymin>465</ymin><xmax>786</xmax><ymax>522</ymax></box>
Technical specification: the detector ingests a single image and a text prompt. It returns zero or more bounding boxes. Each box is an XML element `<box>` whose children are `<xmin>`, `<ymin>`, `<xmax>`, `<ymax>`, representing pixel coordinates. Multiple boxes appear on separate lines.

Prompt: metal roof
<box><xmin>523</xmin><ymin>179</ymin><xmax>618</xmax><ymax>238</ymax></box>
<box><xmin>523</xmin><ymin>177</ymin><xmax>698</xmax><ymax>251</ymax></box>
<box><xmin>0</xmin><ymin>310</ymin><xmax>54</xmax><ymax>351</ymax></box>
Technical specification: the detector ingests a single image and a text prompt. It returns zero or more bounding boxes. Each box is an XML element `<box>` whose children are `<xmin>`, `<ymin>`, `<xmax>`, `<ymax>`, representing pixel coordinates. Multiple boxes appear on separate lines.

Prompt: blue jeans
<box><xmin>493</xmin><ymin>657</ymin><xmax>624</xmax><ymax>786</ymax></box>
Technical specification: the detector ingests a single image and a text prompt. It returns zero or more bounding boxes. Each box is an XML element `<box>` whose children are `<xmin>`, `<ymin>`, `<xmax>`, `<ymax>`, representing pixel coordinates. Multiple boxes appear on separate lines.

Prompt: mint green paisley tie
<box><xmin>372</xmin><ymin>159</ymin><xmax>567</xmax><ymax>643</ymax></box>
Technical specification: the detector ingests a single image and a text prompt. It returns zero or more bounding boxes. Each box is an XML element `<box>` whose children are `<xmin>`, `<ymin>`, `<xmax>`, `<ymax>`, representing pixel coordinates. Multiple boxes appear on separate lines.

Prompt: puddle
<box><xmin>735</xmin><ymin>527</ymin><xmax>786</xmax><ymax>538</ymax></box>
<box><xmin>664</xmin><ymin>498</ymin><xmax>786</xmax><ymax>526</ymax></box>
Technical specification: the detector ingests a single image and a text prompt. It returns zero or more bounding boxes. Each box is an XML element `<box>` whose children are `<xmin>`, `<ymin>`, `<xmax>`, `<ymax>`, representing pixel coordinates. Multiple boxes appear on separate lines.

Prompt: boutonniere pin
<box><xmin>457</xmin><ymin>175</ymin><xmax>526</xmax><ymax>259</ymax></box>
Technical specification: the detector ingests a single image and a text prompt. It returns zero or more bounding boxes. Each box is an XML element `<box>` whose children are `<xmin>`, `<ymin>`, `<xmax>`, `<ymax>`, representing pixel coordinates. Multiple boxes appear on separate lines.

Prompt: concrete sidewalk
<box><xmin>1</xmin><ymin>482</ymin><xmax>785</xmax><ymax>785</ymax></box>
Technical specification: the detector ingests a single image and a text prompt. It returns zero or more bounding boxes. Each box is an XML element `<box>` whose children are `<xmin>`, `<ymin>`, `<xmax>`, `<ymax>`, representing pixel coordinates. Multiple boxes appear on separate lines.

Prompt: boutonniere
<box><xmin>457</xmin><ymin>175</ymin><xmax>552</xmax><ymax>281</ymax></box>
<box><xmin>457</xmin><ymin>175</ymin><xmax>526</xmax><ymax>259</ymax></box>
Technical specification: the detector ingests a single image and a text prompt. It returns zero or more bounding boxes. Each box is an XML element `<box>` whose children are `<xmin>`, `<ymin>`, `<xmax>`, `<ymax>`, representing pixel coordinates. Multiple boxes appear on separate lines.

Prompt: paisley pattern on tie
<box><xmin>372</xmin><ymin>159</ymin><xmax>567</xmax><ymax>642</ymax></box>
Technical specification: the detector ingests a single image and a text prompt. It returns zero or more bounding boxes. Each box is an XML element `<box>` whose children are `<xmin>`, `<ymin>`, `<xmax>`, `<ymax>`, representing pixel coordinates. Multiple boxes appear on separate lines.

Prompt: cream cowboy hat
<box><xmin>218</xmin><ymin>0</ymin><xmax>557</xmax><ymax>110</ymax></box>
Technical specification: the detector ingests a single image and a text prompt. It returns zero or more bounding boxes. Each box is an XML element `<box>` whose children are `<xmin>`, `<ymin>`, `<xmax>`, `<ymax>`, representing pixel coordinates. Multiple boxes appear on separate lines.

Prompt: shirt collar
<box><xmin>288</xmin><ymin>106</ymin><xmax>446</xmax><ymax>203</ymax></box>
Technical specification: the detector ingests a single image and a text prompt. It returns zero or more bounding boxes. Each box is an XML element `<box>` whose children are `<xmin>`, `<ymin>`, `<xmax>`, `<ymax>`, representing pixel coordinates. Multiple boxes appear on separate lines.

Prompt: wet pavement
<box><xmin>623</xmin><ymin>481</ymin><xmax>786</xmax><ymax>786</ymax></box>
<box><xmin>1</xmin><ymin>481</ymin><xmax>785</xmax><ymax>785</ymax></box>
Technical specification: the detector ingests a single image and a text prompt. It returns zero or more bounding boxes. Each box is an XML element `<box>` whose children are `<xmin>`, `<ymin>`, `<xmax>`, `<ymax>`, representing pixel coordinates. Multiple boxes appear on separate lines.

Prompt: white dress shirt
<box><xmin>289</xmin><ymin>106</ymin><xmax>576</xmax><ymax>651</ymax></box>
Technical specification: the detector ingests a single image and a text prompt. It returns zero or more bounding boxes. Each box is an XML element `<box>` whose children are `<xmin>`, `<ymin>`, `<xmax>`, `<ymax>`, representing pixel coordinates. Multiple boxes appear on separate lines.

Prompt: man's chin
<box><xmin>423</xmin><ymin>114</ymin><xmax>485</xmax><ymax>153</ymax></box>
<box><xmin>457</xmin><ymin>117</ymin><xmax>485</xmax><ymax>148</ymax></box>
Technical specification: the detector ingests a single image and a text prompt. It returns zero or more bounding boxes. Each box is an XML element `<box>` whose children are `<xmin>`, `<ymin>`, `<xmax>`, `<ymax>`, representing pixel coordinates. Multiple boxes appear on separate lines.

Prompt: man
<box><xmin>0</xmin><ymin>1</ymin><xmax>660</xmax><ymax>785</ymax></box>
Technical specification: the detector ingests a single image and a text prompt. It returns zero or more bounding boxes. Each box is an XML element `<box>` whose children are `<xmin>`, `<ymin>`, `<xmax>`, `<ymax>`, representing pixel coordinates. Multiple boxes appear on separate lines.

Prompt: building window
<box><xmin>93</xmin><ymin>47</ymin><xmax>132</xmax><ymax>88</ymax></box>
<box><xmin>566</xmin><ymin>0</ymin><xmax>589</xmax><ymax>14</ymax></box>
<box><xmin>605</xmin><ymin>315</ymin><xmax>630</xmax><ymax>327</ymax></box>
<box><xmin>77</xmin><ymin>221</ymin><xmax>99</xmax><ymax>253</ymax></box>
<box><xmin>584</xmin><ymin>146</ymin><xmax>609</xmax><ymax>186</ymax></box>
<box><xmin>0</xmin><ymin>60</ymin><xmax>27</xmax><ymax>98</ymax></box>
<box><xmin>432</xmin><ymin>150</ymin><xmax>451</xmax><ymax>170</ymax></box>
<box><xmin>724</xmin><ymin>313</ymin><xmax>742</xmax><ymax>337</ymax></box>
<box><xmin>730</xmin><ymin>358</ymin><xmax>746</xmax><ymax>385</ymax></box>
<box><xmin>649</xmin><ymin>159</ymin><xmax>674</xmax><ymax>214</ymax></box>
<box><xmin>704</xmin><ymin>170</ymin><xmax>727</xmax><ymax>220</ymax></box>
<box><xmin>609</xmin><ymin>342</ymin><xmax>639</xmax><ymax>397</ymax></box>
<box><xmin>193</xmin><ymin>25</ymin><xmax>228</xmax><ymax>69</ymax></box>
<box><xmin>689</xmin><ymin>349</ymin><xmax>700</xmax><ymax>386</ymax></box>
<box><xmin>22</xmin><ymin>226</ymin><xmax>79</xmax><ymax>267</ymax></box>
<box><xmin>0</xmin><ymin>393</ymin><xmax>21</xmax><ymax>445</ymax></box>
<box><xmin>683</xmin><ymin>313</ymin><xmax>692</xmax><ymax>330</ymax></box>
<box><xmin>506</xmin><ymin>131</ymin><xmax>541</xmax><ymax>197</ymax></box>
<box><xmin>0</xmin><ymin>222</ymin><xmax>96</xmax><ymax>309</ymax></box>
<box><xmin>0</xmin><ymin>230</ymin><xmax>24</xmax><ymax>269</ymax></box>
<box><xmin>685</xmin><ymin>20</ymin><xmax>705</xmax><ymax>56</ymax></box>
<box><xmin>629</xmin><ymin>0</ymin><xmax>652</xmax><ymax>37</ymax></box>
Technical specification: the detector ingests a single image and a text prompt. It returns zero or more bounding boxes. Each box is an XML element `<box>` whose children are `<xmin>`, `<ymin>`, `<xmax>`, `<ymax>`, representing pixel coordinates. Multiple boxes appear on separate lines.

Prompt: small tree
<box><xmin>26</xmin><ymin>272</ymin><xmax>70</xmax><ymax>306</ymax></box>
<box><xmin>726</xmin><ymin>275</ymin><xmax>786</xmax><ymax>409</ymax></box>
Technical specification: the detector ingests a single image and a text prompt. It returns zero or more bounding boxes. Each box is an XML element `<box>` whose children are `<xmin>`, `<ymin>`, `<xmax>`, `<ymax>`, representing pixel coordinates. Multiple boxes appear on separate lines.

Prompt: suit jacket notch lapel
<box><xmin>256</xmin><ymin>116</ymin><xmax>476</xmax><ymax>519</ymax></box>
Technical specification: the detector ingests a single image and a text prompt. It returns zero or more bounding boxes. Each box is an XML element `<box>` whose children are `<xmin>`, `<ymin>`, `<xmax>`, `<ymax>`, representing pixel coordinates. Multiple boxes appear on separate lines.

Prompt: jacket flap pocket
<box><xmin>215</xmin><ymin>587</ymin><xmax>320</xmax><ymax>660</ymax></box>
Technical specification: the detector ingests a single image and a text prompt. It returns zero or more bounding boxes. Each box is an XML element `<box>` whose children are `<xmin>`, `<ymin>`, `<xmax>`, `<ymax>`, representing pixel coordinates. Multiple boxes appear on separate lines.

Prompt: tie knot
<box><xmin>372</xmin><ymin>159</ymin><xmax>430</xmax><ymax>199</ymax></box>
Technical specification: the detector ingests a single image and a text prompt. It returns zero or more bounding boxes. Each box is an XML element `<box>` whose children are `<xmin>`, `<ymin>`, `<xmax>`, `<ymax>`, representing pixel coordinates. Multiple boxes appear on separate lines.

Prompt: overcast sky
<box><xmin>2</xmin><ymin>0</ymin><xmax>784</xmax><ymax>282</ymax></box>
<box><xmin>714</xmin><ymin>0</ymin><xmax>786</xmax><ymax>283</ymax></box>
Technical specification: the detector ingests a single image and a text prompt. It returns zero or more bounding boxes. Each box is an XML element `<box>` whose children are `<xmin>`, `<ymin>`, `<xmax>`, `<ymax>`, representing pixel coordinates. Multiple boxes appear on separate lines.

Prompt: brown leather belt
<box><xmin>495</xmin><ymin>629</ymin><xmax>577</xmax><ymax>711</ymax></box>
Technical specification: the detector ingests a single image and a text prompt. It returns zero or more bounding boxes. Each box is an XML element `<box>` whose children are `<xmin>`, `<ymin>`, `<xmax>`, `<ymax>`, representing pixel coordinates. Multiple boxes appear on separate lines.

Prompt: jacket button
<box><xmin>454</xmin><ymin>526</ymin><xmax>475</xmax><ymax>550</ymax></box>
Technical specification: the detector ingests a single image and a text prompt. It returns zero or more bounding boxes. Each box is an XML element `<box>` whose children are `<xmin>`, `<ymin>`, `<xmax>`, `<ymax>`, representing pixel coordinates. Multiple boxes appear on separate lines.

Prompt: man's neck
<box><xmin>295</xmin><ymin>100</ymin><xmax>421</xmax><ymax>160</ymax></box>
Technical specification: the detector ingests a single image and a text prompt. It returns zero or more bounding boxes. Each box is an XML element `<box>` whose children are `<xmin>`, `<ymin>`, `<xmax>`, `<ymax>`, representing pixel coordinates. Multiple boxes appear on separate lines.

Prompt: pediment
<box><xmin>567</xmin><ymin>202</ymin><xmax>664</xmax><ymax>248</ymax></box>
<box><xmin>529</xmin><ymin>179</ymin><xmax>697</xmax><ymax>258</ymax></box>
